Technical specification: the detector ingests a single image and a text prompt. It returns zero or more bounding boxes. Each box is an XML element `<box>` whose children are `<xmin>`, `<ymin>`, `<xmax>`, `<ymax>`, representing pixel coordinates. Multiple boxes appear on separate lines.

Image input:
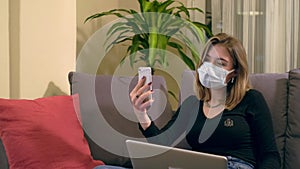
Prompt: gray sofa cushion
<box><xmin>68</xmin><ymin>72</ymin><xmax>173</xmax><ymax>167</ymax></box>
<box><xmin>285</xmin><ymin>68</ymin><xmax>300</xmax><ymax>169</ymax></box>
<box><xmin>249</xmin><ymin>73</ymin><xmax>288</xmax><ymax>167</ymax></box>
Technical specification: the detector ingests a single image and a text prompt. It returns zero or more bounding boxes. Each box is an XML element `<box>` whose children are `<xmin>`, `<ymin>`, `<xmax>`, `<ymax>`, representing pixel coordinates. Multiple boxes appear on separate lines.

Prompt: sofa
<box><xmin>0</xmin><ymin>68</ymin><xmax>299</xmax><ymax>169</ymax></box>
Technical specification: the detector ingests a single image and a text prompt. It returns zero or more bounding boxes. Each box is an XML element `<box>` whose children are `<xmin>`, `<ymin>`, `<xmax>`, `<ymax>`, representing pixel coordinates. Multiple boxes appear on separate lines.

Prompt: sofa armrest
<box><xmin>0</xmin><ymin>139</ymin><xmax>9</xmax><ymax>169</ymax></box>
<box><xmin>285</xmin><ymin>68</ymin><xmax>300</xmax><ymax>169</ymax></box>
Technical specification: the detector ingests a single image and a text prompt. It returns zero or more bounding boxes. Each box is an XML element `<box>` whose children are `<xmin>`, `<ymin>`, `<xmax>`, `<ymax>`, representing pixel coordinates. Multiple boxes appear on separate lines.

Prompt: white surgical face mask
<box><xmin>198</xmin><ymin>62</ymin><xmax>235</xmax><ymax>89</ymax></box>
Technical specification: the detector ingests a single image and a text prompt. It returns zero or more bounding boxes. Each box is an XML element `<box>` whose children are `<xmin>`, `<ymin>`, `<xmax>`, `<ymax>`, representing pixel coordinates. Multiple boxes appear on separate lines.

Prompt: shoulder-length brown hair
<box><xmin>195</xmin><ymin>33</ymin><xmax>251</xmax><ymax>110</ymax></box>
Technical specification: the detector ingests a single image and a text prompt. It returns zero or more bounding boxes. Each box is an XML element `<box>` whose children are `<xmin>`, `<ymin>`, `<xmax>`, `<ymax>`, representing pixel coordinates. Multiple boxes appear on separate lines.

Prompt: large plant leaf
<box><xmin>129</xmin><ymin>35</ymin><xmax>142</xmax><ymax>67</ymax></box>
<box><xmin>168</xmin><ymin>41</ymin><xmax>195</xmax><ymax>70</ymax></box>
<box><xmin>84</xmin><ymin>9</ymin><xmax>133</xmax><ymax>23</ymax></box>
<box><xmin>186</xmin><ymin>7</ymin><xmax>204</xmax><ymax>13</ymax></box>
<box><xmin>158</xmin><ymin>0</ymin><xmax>174</xmax><ymax>12</ymax></box>
<box><xmin>141</xmin><ymin>0</ymin><xmax>153</xmax><ymax>12</ymax></box>
<box><xmin>157</xmin><ymin>34</ymin><xmax>169</xmax><ymax>67</ymax></box>
<box><xmin>192</xmin><ymin>21</ymin><xmax>213</xmax><ymax>38</ymax></box>
<box><xmin>106</xmin><ymin>22</ymin><xmax>129</xmax><ymax>36</ymax></box>
<box><xmin>175</xmin><ymin>5</ymin><xmax>190</xmax><ymax>18</ymax></box>
<box><xmin>148</xmin><ymin>32</ymin><xmax>158</xmax><ymax>67</ymax></box>
<box><xmin>105</xmin><ymin>36</ymin><xmax>132</xmax><ymax>52</ymax></box>
<box><xmin>174</xmin><ymin>32</ymin><xmax>200</xmax><ymax>64</ymax></box>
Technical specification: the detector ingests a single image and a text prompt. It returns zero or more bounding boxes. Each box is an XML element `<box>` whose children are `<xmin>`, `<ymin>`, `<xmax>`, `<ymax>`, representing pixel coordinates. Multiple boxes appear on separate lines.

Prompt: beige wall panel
<box><xmin>19</xmin><ymin>0</ymin><xmax>76</xmax><ymax>99</ymax></box>
<box><xmin>0</xmin><ymin>0</ymin><xmax>9</xmax><ymax>98</ymax></box>
<box><xmin>77</xmin><ymin>0</ymin><xmax>119</xmax><ymax>55</ymax></box>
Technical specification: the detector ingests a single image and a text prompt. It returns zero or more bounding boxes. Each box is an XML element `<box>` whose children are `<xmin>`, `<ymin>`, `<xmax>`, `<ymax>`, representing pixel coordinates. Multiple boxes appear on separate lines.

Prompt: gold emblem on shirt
<box><xmin>224</xmin><ymin>118</ymin><xmax>234</xmax><ymax>127</ymax></box>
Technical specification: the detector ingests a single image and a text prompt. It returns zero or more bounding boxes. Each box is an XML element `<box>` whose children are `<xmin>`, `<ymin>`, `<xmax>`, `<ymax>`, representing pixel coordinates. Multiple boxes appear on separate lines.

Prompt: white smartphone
<box><xmin>138</xmin><ymin>67</ymin><xmax>152</xmax><ymax>100</ymax></box>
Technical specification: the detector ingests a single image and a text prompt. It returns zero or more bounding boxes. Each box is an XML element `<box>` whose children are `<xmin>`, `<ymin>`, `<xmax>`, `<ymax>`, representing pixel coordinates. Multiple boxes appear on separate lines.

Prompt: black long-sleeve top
<box><xmin>139</xmin><ymin>89</ymin><xmax>281</xmax><ymax>169</ymax></box>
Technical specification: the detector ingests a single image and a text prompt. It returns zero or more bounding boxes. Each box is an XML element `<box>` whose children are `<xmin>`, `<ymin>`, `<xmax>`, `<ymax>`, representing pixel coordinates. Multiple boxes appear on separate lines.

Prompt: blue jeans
<box><xmin>94</xmin><ymin>165</ymin><xmax>130</xmax><ymax>169</ymax></box>
<box><xmin>94</xmin><ymin>157</ymin><xmax>253</xmax><ymax>169</ymax></box>
<box><xmin>227</xmin><ymin>156</ymin><xmax>254</xmax><ymax>169</ymax></box>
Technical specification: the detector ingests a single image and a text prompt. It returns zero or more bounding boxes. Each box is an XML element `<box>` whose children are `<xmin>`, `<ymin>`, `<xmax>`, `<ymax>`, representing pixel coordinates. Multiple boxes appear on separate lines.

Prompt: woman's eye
<box><xmin>215</xmin><ymin>60</ymin><xmax>225</xmax><ymax>67</ymax></box>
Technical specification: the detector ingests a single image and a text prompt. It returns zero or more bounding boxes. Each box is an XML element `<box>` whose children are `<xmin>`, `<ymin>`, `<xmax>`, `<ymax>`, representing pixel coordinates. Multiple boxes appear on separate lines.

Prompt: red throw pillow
<box><xmin>0</xmin><ymin>95</ymin><xmax>104</xmax><ymax>169</ymax></box>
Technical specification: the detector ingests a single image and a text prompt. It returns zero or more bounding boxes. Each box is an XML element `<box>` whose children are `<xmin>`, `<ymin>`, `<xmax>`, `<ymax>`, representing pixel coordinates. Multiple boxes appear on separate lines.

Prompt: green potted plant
<box><xmin>85</xmin><ymin>0</ymin><xmax>213</xmax><ymax>71</ymax></box>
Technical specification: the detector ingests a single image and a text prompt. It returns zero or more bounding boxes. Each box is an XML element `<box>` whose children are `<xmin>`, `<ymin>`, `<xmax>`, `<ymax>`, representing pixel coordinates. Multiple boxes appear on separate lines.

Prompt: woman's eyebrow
<box><xmin>208</xmin><ymin>54</ymin><xmax>229</xmax><ymax>63</ymax></box>
<box><xmin>205</xmin><ymin>53</ymin><xmax>230</xmax><ymax>64</ymax></box>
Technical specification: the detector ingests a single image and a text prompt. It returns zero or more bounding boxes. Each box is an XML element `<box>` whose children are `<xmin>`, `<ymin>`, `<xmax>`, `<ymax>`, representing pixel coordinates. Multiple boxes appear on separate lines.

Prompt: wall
<box><xmin>76</xmin><ymin>0</ymin><xmax>119</xmax><ymax>56</ymax></box>
<box><xmin>0</xmin><ymin>0</ymin><xmax>9</xmax><ymax>98</ymax></box>
<box><xmin>19</xmin><ymin>0</ymin><xmax>76</xmax><ymax>99</ymax></box>
<box><xmin>0</xmin><ymin>0</ymin><xmax>76</xmax><ymax>99</ymax></box>
<box><xmin>76</xmin><ymin>0</ymin><xmax>139</xmax><ymax>75</ymax></box>
<box><xmin>0</xmin><ymin>0</ymin><xmax>201</xmax><ymax>103</ymax></box>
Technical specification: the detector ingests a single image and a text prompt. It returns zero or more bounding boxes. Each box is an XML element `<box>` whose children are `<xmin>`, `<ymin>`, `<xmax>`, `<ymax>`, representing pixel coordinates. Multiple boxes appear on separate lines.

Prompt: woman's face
<box><xmin>202</xmin><ymin>44</ymin><xmax>236</xmax><ymax>82</ymax></box>
<box><xmin>203</xmin><ymin>44</ymin><xmax>235</xmax><ymax>71</ymax></box>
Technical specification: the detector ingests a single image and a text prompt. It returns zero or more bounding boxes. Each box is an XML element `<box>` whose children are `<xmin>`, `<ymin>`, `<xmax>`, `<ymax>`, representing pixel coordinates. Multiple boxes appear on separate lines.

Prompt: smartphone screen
<box><xmin>138</xmin><ymin>67</ymin><xmax>152</xmax><ymax>100</ymax></box>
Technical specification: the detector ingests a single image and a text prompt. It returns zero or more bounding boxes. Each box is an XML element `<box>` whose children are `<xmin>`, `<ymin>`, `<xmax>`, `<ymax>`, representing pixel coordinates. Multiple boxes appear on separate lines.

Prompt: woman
<box><xmin>130</xmin><ymin>33</ymin><xmax>281</xmax><ymax>169</ymax></box>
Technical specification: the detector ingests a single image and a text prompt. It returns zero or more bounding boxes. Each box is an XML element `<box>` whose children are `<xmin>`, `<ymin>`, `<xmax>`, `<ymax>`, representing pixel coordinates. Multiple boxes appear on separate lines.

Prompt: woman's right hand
<box><xmin>130</xmin><ymin>76</ymin><xmax>154</xmax><ymax>112</ymax></box>
<box><xmin>129</xmin><ymin>76</ymin><xmax>154</xmax><ymax>129</ymax></box>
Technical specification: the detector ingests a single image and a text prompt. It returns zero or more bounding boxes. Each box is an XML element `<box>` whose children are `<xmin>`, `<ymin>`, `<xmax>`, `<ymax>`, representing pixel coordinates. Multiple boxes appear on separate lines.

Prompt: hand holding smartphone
<box><xmin>138</xmin><ymin>67</ymin><xmax>152</xmax><ymax>101</ymax></box>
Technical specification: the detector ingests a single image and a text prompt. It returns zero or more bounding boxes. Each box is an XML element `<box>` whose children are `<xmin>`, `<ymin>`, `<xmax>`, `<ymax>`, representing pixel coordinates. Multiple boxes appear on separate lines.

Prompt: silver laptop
<box><xmin>126</xmin><ymin>139</ymin><xmax>228</xmax><ymax>169</ymax></box>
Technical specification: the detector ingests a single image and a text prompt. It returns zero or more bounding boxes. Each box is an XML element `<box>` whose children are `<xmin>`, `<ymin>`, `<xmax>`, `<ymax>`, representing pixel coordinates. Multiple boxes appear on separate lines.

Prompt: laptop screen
<box><xmin>126</xmin><ymin>139</ymin><xmax>228</xmax><ymax>169</ymax></box>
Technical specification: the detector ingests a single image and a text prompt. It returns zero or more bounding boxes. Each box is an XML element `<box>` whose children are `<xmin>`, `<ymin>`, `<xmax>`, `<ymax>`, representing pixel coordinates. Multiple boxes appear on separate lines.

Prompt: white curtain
<box><xmin>265</xmin><ymin>0</ymin><xmax>299</xmax><ymax>73</ymax></box>
<box><xmin>198</xmin><ymin>0</ymin><xmax>300</xmax><ymax>73</ymax></box>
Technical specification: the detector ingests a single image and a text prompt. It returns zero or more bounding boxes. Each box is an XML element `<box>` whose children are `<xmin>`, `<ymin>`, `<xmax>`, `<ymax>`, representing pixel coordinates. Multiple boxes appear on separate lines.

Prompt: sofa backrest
<box><xmin>285</xmin><ymin>69</ymin><xmax>300</xmax><ymax>169</ymax></box>
<box><xmin>249</xmin><ymin>73</ymin><xmax>288</xmax><ymax>168</ymax></box>
<box><xmin>68</xmin><ymin>71</ymin><xmax>173</xmax><ymax>167</ymax></box>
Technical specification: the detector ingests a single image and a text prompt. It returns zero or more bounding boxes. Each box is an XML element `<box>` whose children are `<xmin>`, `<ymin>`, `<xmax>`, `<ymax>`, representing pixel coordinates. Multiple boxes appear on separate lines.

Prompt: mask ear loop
<box><xmin>225</xmin><ymin>69</ymin><xmax>235</xmax><ymax>84</ymax></box>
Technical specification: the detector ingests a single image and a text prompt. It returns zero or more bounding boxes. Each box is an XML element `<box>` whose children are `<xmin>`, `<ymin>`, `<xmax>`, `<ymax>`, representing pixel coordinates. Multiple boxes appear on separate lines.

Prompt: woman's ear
<box><xmin>225</xmin><ymin>70</ymin><xmax>237</xmax><ymax>83</ymax></box>
<box><xmin>231</xmin><ymin>70</ymin><xmax>238</xmax><ymax>78</ymax></box>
